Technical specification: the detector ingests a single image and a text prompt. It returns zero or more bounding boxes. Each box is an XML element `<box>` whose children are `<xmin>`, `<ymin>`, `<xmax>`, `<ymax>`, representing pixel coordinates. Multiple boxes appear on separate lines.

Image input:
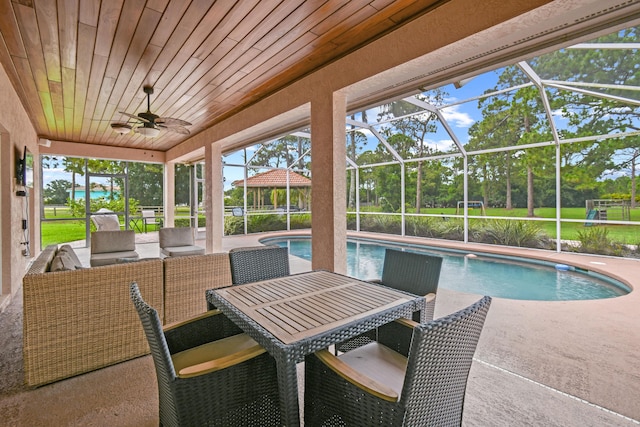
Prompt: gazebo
<box><xmin>232</xmin><ymin>169</ymin><xmax>311</xmax><ymax>210</ymax></box>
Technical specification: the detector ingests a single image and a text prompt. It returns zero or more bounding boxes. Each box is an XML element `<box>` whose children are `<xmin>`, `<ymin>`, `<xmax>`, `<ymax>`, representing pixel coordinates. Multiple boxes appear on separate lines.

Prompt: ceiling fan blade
<box><xmin>159</xmin><ymin>124</ymin><xmax>191</xmax><ymax>135</ymax></box>
<box><xmin>118</xmin><ymin>111</ymin><xmax>150</xmax><ymax>123</ymax></box>
<box><xmin>112</xmin><ymin>89</ymin><xmax>191</xmax><ymax>137</ymax></box>
<box><xmin>156</xmin><ymin>117</ymin><xmax>192</xmax><ymax>127</ymax></box>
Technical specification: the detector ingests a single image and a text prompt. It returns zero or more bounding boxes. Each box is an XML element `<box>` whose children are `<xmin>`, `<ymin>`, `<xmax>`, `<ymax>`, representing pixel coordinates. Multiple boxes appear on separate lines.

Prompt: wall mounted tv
<box><xmin>17</xmin><ymin>145</ymin><xmax>34</xmax><ymax>188</ymax></box>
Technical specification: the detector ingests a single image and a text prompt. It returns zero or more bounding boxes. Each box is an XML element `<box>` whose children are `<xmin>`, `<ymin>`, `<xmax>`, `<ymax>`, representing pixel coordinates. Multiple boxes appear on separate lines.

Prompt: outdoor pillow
<box><xmin>50</xmin><ymin>251</ymin><xmax>78</xmax><ymax>271</ymax></box>
<box><xmin>58</xmin><ymin>244</ymin><xmax>83</xmax><ymax>268</ymax></box>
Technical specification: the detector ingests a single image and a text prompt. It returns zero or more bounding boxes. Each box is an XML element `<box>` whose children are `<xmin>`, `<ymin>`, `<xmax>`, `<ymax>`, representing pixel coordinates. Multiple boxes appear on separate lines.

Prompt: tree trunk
<box><xmin>416</xmin><ymin>161</ymin><xmax>423</xmax><ymax>214</ymax></box>
<box><xmin>527</xmin><ymin>165</ymin><xmax>535</xmax><ymax>217</ymax></box>
<box><xmin>505</xmin><ymin>153</ymin><xmax>512</xmax><ymax>210</ymax></box>
<box><xmin>482</xmin><ymin>163</ymin><xmax>489</xmax><ymax>207</ymax></box>
<box><xmin>347</xmin><ymin>116</ymin><xmax>357</xmax><ymax>208</ymax></box>
<box><xmin>631</xmin><ymin>153</ymin><xmax>637</xmax><ymax>209</ymax></box>
<box><xmin>348</xmin><ymin>170</ymin><xmax>356</xmax><ymax>208</ymax></box>
<box><xmin>524</xmin><ymin>115</ymin><xmax>534</xmax><ymax>217</ymax></box>
<box><xmin>366</xmin><ymin>183</ymin><xmax>370</xmax><ymax>205</ymax></box>
<box><xmin>71</xmin><ymin>173</ymin><xmax>76</xmax><ymax>201</ymax></box>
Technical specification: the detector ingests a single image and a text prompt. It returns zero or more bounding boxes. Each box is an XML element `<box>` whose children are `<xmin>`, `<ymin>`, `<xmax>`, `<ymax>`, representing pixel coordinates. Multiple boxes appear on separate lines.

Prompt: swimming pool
<box><xmin>261</xmin><ymin>237</ymin><xmax>630</xmax><ymax>301</ymax></box>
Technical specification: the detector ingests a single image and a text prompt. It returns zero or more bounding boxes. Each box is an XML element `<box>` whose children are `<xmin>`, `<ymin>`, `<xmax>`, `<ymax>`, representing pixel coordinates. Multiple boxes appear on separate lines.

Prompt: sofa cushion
<box><xmin>161</xmin><ymin>245</ymin><xmax>205</xmax><ymax>258</ymax></box>
<box><xmin>90</xmin><ymin>251</ymin><xmax>139</xmax><ymax>267</ymax></box>
<box><xmin>91</xmin><ymin>230</ymin><xmax>136</xmax><ymax>254</ymax></box>
<box><xmin>159</xmin><ymin>227</ymin><xmax>195</xmax><ymax>248</ymax></box>
<box><xmin>50</xmin><ymin>251</ymin><xmax>78</xmax><ymax>271</ymax></box>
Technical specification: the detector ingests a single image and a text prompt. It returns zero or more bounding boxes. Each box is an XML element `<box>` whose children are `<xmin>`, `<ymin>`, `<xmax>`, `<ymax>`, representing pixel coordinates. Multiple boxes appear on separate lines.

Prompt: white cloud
<box><xmin>426</xmin><ymin>138</ymin><xmax>456</xmax><ymax>152</ymax></box>
<box><xmin>440</xmin><ymin>104</ymin><xmax>475</xmax><ymax>128</ymax></box>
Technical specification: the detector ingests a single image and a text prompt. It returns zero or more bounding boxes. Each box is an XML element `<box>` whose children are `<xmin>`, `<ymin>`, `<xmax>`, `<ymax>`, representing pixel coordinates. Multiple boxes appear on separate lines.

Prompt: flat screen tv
<box><xmin>18</xmin><ymin>146</ymin><xmax>34</xmax><ymax>188</ymax></box>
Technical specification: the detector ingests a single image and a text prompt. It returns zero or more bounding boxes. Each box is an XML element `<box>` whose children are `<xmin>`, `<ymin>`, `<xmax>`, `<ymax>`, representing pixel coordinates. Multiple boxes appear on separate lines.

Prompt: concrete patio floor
<box><xmin>1</xmin><ymin>231</ymin><xmax>638</xmax><ymax>426</ymax></box>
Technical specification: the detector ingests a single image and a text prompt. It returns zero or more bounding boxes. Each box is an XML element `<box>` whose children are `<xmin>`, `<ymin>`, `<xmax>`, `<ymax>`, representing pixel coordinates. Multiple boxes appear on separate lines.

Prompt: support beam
<box><xmin>164</xmin><ymin>163</ymin><xmax>175</xmax><ymax>227</ymax></box>
<box><xmin>204</xmin><ymin>143</ymin><xmax>223</xmax><ymax>253</ymax></box>
<box><xmin>311</xmin><ymin>90</ymin><xmax>347</xmax><ymax>273</ymax></box>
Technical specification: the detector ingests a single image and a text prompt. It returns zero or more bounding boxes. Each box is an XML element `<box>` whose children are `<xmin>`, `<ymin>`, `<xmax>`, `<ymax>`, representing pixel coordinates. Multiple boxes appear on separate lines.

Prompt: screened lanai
<box><xmin>222</xmin><ymin>25</ymin><xmax>640</xmax><ymax>259</ymax></box>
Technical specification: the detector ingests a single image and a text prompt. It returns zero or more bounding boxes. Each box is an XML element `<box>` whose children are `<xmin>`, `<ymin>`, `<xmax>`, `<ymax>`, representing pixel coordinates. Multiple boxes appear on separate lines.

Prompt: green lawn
<box><xmin>41</xmin><ymin>220</ymin><xmax>88</xmax><ymax>247</ymax></box>
<box><xmin>40</xmin><ymin>205</ymin><xmax>640</xmax><ymax>248</ymax></box>
<box><xmin>447</xmin><ymin>207</ymin><xmax>639</xmax><ymax>242</ymax></box>
<box><xmin>365</xmin><ymin>206</ymin><xmax>640</xmax><ymax>244</ymax></box>
<box><xmin>41</xmin><ymin>206</ymin><xmax>201</xmax><ymax>247</ymax></box>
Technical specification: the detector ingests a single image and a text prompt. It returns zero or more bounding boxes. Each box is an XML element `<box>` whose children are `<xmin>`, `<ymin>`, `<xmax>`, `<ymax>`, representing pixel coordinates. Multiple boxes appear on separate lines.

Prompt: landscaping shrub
<box><xmin>473</xmin><ymin>220</ymin><xmax>551</xmax><ymax>248</ymax></box>
<box><xmin>359</xmin><ymin>215</ymin><xmax>402</xmax><ymax>235</ymax></box>
<box><xmin>428</xmin><ymin>218</ymin><xmax>465</xmax><ymax>241</ymax></box>
<box><xmin>224</xmin><ymin>216</ymin><xmax>245</xmax><ymax>235</ymax></box>
<box><xmin>175</xmin><ymin>217</ymin><xmax>206</xmax><ymax>228</ymax></box>
<box><xmin>68</xmin><ymin>197</ymin><xmax>139</xmax><ymax>217</ymax></box>
<box><xmin>406</xmin><ymin>216</ymin><xmax>437</xmax><ymax>238</ymax></box>
<box><xmin>222</xmin><ymin>210</ymin><xmax>635</xmax><ymax>258</ymax></box>
<box><xmin>223</xmin><ymin>213</ymin><xmax>310</xmax><ymax>235</ymax></box>
<box><xmin>347</xmin><ymin>213</ymin><xmax>357</xmax><ymax>230</ymax></box>
<box><xmin>247</xmin><ymin>214</ymin><xmax>287</xmax><ymax>233</ymax></box>
<box><xmin>574</xmin><ymin>227</ymin><xmax>626</xmax><ymax>256</ymax></box>
<box><xmin>289</xmin><ymin>213</ymin><xmax>311</xmax><ymax>229</ymax></box>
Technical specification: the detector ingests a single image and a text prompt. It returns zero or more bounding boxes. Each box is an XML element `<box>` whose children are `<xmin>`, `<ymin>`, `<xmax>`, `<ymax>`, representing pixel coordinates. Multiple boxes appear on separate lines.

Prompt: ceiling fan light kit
<box><xmin>112</xmin><ymin>86</ymin><xmax>191</xmax><ymax>137</ymax></box>
<box><xmin>135</xmin><ymin>126</ymin><xmax>160</xmax><ymax>138</ymax></box>
<box><xmin>111</xmin><ymin>123</ymin><xmax>132</xmax><ymax>134</ymax></box>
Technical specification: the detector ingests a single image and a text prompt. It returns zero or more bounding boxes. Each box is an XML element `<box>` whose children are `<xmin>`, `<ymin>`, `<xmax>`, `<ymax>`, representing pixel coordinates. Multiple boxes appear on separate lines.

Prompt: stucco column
<box><xmin>204</xmin><ymin>142</ymin><xmax>223</xmax><ymax>253</ymax></box>
<box><xmin>0</xmin><ymin>136</ymin><xmax>11</xmax><ymax>298</ymax></box>
<box><xmin>163</xmin><ymin>162</ymin><xmax>175</xmax><ymax>227</ymax></box>
<box><xmin>311</xmin><ymin>90</ymin><xmax>347</xmax><ymax>273</ymax></box>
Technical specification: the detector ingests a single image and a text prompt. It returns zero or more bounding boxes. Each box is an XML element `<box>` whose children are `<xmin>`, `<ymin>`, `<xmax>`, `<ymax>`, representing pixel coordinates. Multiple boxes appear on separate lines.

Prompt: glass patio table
<box><xmin>206</xmin><ymin>269</ymin><xmax>425</xmax><ymax>427</ymax></box>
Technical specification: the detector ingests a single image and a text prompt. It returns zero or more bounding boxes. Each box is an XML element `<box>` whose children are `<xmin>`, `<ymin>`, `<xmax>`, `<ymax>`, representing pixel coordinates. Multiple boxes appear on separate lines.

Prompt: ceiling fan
<box><xmin>111</xmin><ymin>86</ymin><xmax>192</xmax><ymax>137</ymax></box>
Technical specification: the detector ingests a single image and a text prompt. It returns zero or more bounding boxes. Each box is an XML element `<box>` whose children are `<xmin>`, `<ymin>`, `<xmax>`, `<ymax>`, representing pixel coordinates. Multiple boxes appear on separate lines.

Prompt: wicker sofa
<box><xmin>22</xmin><ymin>245</ymin><xmax>232</xmax><ymax>387</ymax></box>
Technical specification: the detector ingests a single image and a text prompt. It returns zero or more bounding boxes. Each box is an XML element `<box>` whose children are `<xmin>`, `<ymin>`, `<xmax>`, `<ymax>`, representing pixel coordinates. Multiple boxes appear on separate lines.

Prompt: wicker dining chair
<box><xmin>336</xmin><ymin>249</ymin><xmax>443</xmax><ymax>353</ymax></box>
<box><xmin>305</xmin><ymin>296</ymin><xmax>492</xmax><ymax>427</ymax></box>
<box><xmin>130</xmin><ymin>282</ymin><xmax>282</xmax><ymax>427</ymax></box>
<box><xmin>228</xmin><ymin>245</ymin><xmax>290</xmax><ymax>285</ymax></box>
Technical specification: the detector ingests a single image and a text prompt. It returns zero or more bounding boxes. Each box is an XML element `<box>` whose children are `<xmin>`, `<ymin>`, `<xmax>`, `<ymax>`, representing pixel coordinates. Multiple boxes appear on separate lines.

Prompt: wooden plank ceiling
<box><xmin>0</xmin><ymin>0</ymin><xmax>445</xmax><ymax>152</ymax></box>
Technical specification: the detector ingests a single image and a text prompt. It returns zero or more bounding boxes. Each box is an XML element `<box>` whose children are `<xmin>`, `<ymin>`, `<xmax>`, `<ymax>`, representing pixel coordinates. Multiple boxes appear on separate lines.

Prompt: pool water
<box><xmin>264</xmin><ymin>237</ymin><xmax>629</xmax><ymax>301</ymax></box>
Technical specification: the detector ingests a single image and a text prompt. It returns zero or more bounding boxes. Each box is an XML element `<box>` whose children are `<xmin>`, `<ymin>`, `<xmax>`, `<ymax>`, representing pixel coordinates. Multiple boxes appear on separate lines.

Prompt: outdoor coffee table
<box><xmin>206</xmin><ymin>269</ymin><xmax>425</xmax><ymax>426</ymax></box>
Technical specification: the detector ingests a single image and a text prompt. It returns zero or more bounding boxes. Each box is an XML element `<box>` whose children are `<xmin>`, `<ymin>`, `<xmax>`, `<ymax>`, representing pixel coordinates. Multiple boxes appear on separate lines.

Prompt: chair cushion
<box><xmin>91</xmin><ymin>230</ymin><xmax>136</xmax><ymax>253</ymax></box>
<box><xmin>159</xmin><ymin>227</ymin><xmax>195</xmax><ymax>248</ymax></box>
<box><xmin>171</xmin><ymin>333</ymin><xmax>261</xmax><ymax>376</ymax></box>
<box><xmin>90</xmin><ymin>251</ymin><xmax>139</xmax><ymax>267</ymax></box>
<box><xmin>91</xmin><ymin>209</ymin><xmax>121</xmax><ymax>231</ymax></box>
<box><xmin>161</xmin><ymin>245</ymin><xmax>205</xmax><ymax>257</ymax></box>
<box><xmin>338</xmin><ymin>342</ymin><xmax>408</xmax><ymax>397</ymax></box>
